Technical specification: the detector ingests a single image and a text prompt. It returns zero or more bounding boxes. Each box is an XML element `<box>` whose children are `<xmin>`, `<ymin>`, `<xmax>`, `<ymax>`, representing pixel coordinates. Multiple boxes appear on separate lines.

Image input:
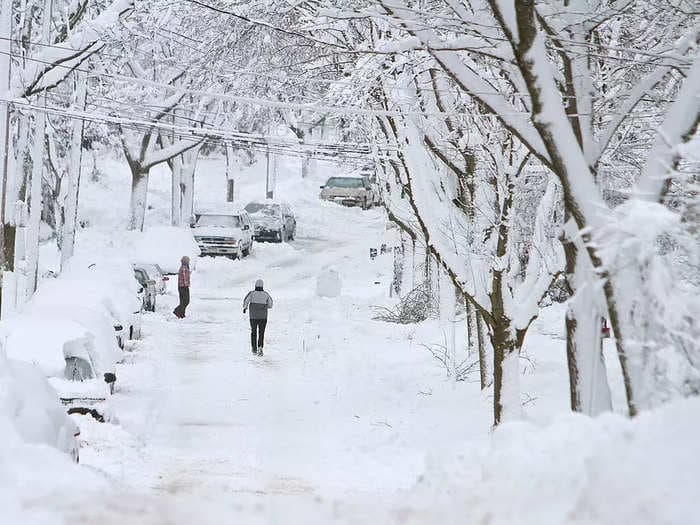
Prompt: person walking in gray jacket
<box><xmin>243</xmin><ymin>279</ymin><xmax>273</xmax><ymax>355</ymax></box>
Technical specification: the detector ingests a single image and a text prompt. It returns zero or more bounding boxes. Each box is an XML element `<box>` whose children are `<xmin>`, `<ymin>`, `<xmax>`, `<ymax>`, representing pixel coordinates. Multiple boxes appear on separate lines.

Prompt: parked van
<box><xmin>191</xmin><ymin>208</ymin><xmax>254</xmax><ymax>259</ymax></box>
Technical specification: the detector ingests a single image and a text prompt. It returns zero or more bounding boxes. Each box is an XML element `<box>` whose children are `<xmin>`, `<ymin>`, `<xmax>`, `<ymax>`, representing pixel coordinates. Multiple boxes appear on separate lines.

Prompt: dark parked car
<box><xmin>244</xmin><ymin>200</ymin><xmax>296</xmax><ymax>242</ymax></box>
<box><xmin>133</xmin><ymin>265</ymin><xmax>157</xmax><ymax>312</ymax></box>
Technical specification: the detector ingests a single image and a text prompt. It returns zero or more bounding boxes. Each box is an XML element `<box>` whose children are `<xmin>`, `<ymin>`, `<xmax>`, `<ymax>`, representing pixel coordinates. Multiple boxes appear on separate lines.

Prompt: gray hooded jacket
<box><xmin>243</xmin><ymin>280</ymin><xmax>273</xmax><ymax>320</ymax></box>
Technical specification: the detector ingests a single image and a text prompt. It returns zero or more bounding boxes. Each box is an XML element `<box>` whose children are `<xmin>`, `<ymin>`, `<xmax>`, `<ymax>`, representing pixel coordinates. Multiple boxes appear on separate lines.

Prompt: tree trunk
<box><xmin>180</xmin><ymin>148</ymin><xmax>199</xmax><ymax>225</ymax></box>
<box><xmin>490</xmin><ymin>263</ymin><xmax>522</xmax><ymax>425</ymax></box>
<box><xmin>301</xmin><ymin>150</ymin><xmax>312</xmax><ymax>179</ymax></box>
<box><xmin>128</xmin><ymin>168</ymin><xmax>149</xmax><ymax>232</ymax></box>
<box><xmin>491</xmin><ymin>315</ymin><xmax>522</xmax><ymax>425</ymax></box>
<box><xmin>25</xmin><ymin>111</ymin><xmax>46</xmax><ymax>295</ymax></box>
<box><xmin>564</xmin><ymin>231</ymin><xmax>612</xmax><ymax>415</ymax></box>
<box><xmin>477</xmin><ymin>310</ymin><xmax>493</xmax><ymax>390</ymax></box>
<box><xmin>170</xmin><ymin>154</ymin><xmax>183</xmax><ymax>226</ymax></box>
<box><xmin>3</xmin><ymin>201</ymin><xmax>25</xmax><ymax>316</ymax></box>
<box><xmin>61</xmin><ymin>74</ymin><xmax>86</xmax><ymax>266</ymax></box>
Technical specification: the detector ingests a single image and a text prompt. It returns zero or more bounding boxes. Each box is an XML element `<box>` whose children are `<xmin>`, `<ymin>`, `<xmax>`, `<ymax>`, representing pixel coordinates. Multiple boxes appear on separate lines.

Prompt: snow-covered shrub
<box><xmin>373</xmin><ymin>281</ymin><xmax>437</xmax><ymax>324</ymax></box>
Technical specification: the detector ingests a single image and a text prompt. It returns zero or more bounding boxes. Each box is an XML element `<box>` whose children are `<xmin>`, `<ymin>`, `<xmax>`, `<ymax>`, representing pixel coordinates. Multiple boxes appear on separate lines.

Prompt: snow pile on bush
<box><xmin>415</xmin><ymin>397</ymin><xmax>700</xmax><ymax>524</ymax></box>
<box><xmin>316</xmin><ymin>268</ymin><xmax>342</xmax><ymax>297</ymax></box>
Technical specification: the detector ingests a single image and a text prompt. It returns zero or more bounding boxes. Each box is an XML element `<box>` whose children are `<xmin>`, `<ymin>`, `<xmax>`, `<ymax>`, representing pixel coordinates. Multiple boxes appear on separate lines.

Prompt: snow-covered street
<box><xmin>0</xmin><ymin>160</ymin><xmax>695</xmax><ymax>524</ymax></box>
<box><xmin>62</xmin><ymin>188</ymin><xmax>481</xmax><ymax>523</ymax></box>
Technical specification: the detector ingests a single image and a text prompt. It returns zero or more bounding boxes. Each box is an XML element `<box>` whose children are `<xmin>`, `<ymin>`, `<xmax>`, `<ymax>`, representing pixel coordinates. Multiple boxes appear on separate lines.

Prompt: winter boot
<box><xmin>257</xmin><ymin>346</ymin><xmax>264</xmax><ymax>357</ymax></box>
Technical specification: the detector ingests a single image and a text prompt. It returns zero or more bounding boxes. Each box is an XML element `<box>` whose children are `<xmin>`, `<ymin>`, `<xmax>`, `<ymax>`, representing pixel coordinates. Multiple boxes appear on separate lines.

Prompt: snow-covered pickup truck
<box><xmin>319</xmin><ymin>176</ymin><xmax>377</xmax><ymax>209</ymax></box>
<box><xmin>191</xmin><ymin>209</ymin><xmax>254</xmax><ymax>259</ymax></box>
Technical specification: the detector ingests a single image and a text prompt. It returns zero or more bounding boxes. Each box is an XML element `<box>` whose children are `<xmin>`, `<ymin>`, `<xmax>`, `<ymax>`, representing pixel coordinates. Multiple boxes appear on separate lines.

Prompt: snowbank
<box><xmin>0</xmin><ymin>356</ymin><xmax>107</xmax><ymax>524</ymax></box>
<box><xmin>415</xmin><ymin>397</ymin><xmax>700</xmax><ymax>524</ymax></box>
<box><xmin>0</xmin><ymin>357</ymin><xmax>79</xmax><ymax>458</ymax></box>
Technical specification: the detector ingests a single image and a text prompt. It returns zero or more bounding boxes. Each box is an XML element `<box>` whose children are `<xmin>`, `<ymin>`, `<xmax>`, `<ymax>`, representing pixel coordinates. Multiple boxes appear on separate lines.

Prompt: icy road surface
<box><xmin>66</xmin><ymin>202</ymin><xmax>485</xmax><ymax>524</ymax></box>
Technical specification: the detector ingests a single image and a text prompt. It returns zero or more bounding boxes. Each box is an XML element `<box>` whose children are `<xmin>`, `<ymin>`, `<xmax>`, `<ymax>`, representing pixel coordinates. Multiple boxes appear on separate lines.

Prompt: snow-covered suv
<box><xmin>319</xmin><ymin>176</ymin><xmax>377</xmax><ymax>209</ymax></box>
<box><xmin>192</xmin><ymin>209</ymin><xmax>254</xmax><ymax>258</ymax></box>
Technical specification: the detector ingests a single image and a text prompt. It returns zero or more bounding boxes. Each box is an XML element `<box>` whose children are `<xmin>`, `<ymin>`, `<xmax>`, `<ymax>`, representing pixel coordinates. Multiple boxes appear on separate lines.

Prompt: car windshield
<box><xmin>195</xmin><ymin>214</ymin><xmax>241</xmax><ymax>228</ymax></box>
<box><xmin>325</xmin><ymin>177</ymin><xmax>365</xmax><ymax>189</ymax></box>
<box><xmin>245</xmin><ymin>203</ymin><xmax>280</xmax><ymax>216</ymax></box>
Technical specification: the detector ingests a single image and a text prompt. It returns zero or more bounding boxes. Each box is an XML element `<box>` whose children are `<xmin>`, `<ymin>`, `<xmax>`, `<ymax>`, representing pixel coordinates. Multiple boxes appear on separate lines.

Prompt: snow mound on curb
<box><xmin>316</xmin><ymin>268</ymin><xmax>341</xmax><ymax>297</ymax></box>
<box><xmin>0</xmin><ymin>358</ymin><xmax>79</xmax><ymax>454</ymax></box>
<box><xmin>414</xmin><ymin>397</ymin><xmax>700</xmax><ymax>524</ymax></box>
<box><xmin>0</xmin><ymin>358</ymin><xmax>107</xmax><ymax>523</ymax></box>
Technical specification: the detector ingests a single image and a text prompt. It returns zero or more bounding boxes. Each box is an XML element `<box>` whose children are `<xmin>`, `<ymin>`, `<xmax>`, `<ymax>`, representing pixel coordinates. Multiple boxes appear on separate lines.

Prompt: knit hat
<box><xmin>255</xmin><ymin>279</ymin><xmax>264</xmax><ymax>289</ymax></box>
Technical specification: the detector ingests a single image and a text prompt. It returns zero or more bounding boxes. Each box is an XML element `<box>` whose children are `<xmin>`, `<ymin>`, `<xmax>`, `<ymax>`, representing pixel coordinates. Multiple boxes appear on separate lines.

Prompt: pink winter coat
<box><xmin>178</xmin><ymin>264</ymin><xmax>191</xmax><ymax>288</ymax></box>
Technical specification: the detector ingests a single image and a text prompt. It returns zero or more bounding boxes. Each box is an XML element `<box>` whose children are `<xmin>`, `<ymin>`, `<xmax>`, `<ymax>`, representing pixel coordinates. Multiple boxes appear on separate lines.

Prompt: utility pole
<box><xmin>61</xmin><ymin>73</ymin><xmax>87</xmax><ymax>269</ymax></box>
<box><xmin>225</xmin><ymin>142</ymin><xmax>235</xmax><ymax>203</ymax></box>
<box><xmin>0</xmin><ymin>0</ymin><xmax>13</xmax><ymax>316</ymax></box>
<box><xmin>265</xmin><ymin>145</ymin><xmax>273</xmax><ymax>199</ymax></box>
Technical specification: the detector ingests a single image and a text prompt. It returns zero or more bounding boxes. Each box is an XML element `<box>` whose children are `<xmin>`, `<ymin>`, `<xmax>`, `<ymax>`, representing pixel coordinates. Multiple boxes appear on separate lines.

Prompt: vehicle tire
<box><xmin>362</xmin><ymin>198</ymin><xmax>369</xmax><ymax>210</ymax></box>
<box><xmin>242</xmin><ymin>245</ymin><xmax>250</xmax><ymax>257</ymax></box>
<box><xmin>278</xmin><ymin>229</ymin><xmax>284</xmax><ymax>243</ymax></box>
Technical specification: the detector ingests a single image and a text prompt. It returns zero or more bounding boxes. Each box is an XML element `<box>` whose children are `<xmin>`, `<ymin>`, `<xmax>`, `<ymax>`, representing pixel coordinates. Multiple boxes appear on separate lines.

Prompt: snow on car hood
<box><xmin>192</xmin><ymin>226</ymin><xmax>243</xmax><ymax>239</ymax></box>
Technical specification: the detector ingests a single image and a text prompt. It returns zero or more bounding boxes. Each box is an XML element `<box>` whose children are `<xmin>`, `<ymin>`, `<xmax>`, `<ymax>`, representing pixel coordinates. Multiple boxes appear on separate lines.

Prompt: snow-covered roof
<box><xmin>195</xmin><ymin>204</ymin><xmax>247</xmax><ymax>215</ymax></box>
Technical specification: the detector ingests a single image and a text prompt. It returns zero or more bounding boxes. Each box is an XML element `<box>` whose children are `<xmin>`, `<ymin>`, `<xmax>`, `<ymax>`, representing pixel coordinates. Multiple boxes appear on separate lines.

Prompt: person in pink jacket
<box><xmin>173</xmin><ymin>256</ymin><xmax>191</xmax><ymax>318</ymax></box>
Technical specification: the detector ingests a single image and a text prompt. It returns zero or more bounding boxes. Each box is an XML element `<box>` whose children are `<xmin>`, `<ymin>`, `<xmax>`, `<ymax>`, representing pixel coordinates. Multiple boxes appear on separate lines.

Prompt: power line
<box><xmin>2</xmin><ymin>98</ymin><xmax>397</xmax><ymax>158</ymax></box>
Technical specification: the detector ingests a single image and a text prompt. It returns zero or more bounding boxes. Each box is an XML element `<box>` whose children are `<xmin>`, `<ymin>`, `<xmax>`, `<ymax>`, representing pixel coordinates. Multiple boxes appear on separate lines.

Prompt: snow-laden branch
<box><xmin>594</xmin><ymin>26</ymin><xmax>700</xmax><ymax>163</ymax></box>
<box><xmin>635</xmin><ymin>50</ymin><xmax>700</xmax><ymax>202</ymax></box>
<box><xmin>20</xmin><ymin>0</ymin><xmax>134</xmax><ymax>97</ymax></box>
<box><xmin>379</xmin><ymin>0</ymin><xmax>551</xmax><ymax>167</ymax></box>
<box><xmin>142</xmin><ymin>136</ymin><xmax>204</xmax><ymax>170</ymax></box>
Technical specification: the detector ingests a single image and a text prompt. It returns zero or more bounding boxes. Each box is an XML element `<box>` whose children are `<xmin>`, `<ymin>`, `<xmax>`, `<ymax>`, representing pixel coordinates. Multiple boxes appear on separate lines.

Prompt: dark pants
<box><xmin>250</xmin><ymin>318</ymin><xmax>267</xmax><ymax>350</ymax></box>
<box><xmin>174</xmin><ymin>286</ymin><xmax>190</xmax><ymax>318</ymax></box>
